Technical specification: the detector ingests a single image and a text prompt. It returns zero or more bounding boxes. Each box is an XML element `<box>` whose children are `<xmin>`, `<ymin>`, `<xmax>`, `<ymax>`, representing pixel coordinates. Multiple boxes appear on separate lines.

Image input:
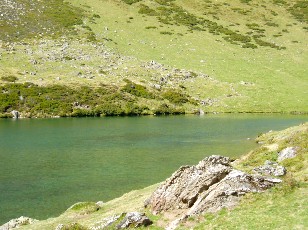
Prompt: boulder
<box><xmin>145</xmin><ymin>155</ymin><xmax>232</xmax><ymax>213</ymax></box>
<box><xmin>187</xmin><ymin>170</ymin><xmax>281</xmax><ymax>215</ymax></box>
<box><xmin>116</xmin><ymin>212</ymin><xmax>152</xmax><ymax>229</ymax></box>
<box><xmin>96</xmin><ymin>201</ymin><xmax>104</xmax><ymax>207</ymax></box>
<box><xmin>278</xmin><ymin>147</ymin><xmax>297</xmax><ymax>162</ymax></box>
<box><xmin>11</xmin><ymin>110</ymin><xmax>19</xmax><ymax>119</ymax></box>
<box><xmin>145</xmin><ymin>155</ymin><xmax>282</xmax><ymax>218</ymax></box>
<box><xmin>0</xmin><ymin>216</ymin><xmax>38</xmax><ymax>230</ymax></box>
<box><xmin>253</xmin><ymin>160</ymin><xmax>286</xmax><ymax>176</ymax></box>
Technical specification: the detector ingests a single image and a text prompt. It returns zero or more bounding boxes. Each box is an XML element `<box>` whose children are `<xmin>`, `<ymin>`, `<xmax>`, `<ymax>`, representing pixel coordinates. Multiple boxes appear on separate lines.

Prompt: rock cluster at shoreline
<box><xmin>0</xmin><ymin>216</ymin><xmax>38</xmax><ymax>230</ymax></box>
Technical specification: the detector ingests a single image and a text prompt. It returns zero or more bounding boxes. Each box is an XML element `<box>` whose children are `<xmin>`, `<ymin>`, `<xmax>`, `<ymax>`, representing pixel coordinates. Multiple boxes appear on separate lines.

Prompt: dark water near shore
<box><xmin>0</xmin><ymin>114</ymin><xmax>307</xmax><ymax>224</ymax></box>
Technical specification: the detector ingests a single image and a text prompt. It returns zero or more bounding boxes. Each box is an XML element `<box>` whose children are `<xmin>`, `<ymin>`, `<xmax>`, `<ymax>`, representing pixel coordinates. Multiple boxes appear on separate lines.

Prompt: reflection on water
<box><xmin>0</xmin><ymin>114</ymin><xmax>307</xmax><ymax>223</ymax></box>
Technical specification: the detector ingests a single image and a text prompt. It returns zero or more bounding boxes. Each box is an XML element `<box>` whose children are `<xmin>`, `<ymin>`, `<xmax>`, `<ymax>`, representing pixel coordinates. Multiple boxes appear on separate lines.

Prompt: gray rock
<box><xmin>91</xmin><ymin>214</ymin><xmax>121</xmax><ymax>230</ymax></box>
<box><xmin>0</xmin><ymin>216</ymin><xmax>38</xmax><ymax>230</ymax></box>
<box><xmin>187</xmin><ymin>170</ymin><xmax>281</xmax><ymax>215</ymax></box>
<box><xmin>116</xmin><ymin>212</ymin><xmax>152</xmax><ymax>229</ymax></box>
<box><xmin>253</xmin><ymin>160</ymin><xmax>286</xmax><ymax>176</ymax></box>
<box><xmin>55</xmin><ymin>224</ymin><xmax>64</xmax><ymax>230</ymax></box>
<box><xmin>145</xmin><ymin>155</ymin><xmax>232</xmax><ymax>214</ymax></box>
<box><xmin>11</xmin><ymin>110</ymin><xmax>19</xmax><ymax>119</ymax></box>
<box><xmin>96</xmin><ymin>201</ymin><xmax>104</xmax><ymax>207</ymax></box>
<box><xmin>278</xmin><ymin>147</ymin><xmax>297</xmax><ymax>162</ymax></box>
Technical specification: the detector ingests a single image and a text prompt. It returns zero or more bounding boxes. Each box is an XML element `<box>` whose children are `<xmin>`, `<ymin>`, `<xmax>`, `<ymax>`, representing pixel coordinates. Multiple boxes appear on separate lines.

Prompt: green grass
<box><xmin>67</xmin><ymin>0</ymin><xmax>307</xmax><ymax>113</ymax></box>
<box><xmin>0</xmin><ymin>81</ymin><xmax>192</xmax><ymax>117</ymax></box>
<box><xmin>0</xmin><ymin>0</ymin><xmax>307</xmax><ymax>115</ymax></box>
<box><xmin>0</xmin><ymin>0</ymin><xmax>85</xmax><ymax>42</ymax></box>
<box><xmin>192</xmin><ymin>186</ymin><xmax>308</xmax><ymax>229</ymax></box>
<box><xmin>184</xmin><ymin>122</ymin><xmax>308</xmax><ymax>229</ymax></box>
<box><xmin>19</xmin><ymin>184</ymin><xmax>159</xmax><ymax>230</ymax></box>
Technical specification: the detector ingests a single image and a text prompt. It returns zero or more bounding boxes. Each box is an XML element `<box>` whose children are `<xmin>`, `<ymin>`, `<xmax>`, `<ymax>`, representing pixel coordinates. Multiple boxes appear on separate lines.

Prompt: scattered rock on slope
<box><xmin>0</xmin><ymin>216</ymin><xmax>38</xmax><ymax>230</ymax></box>
<box><xmin>90</xmin><ymin>212</ymin><xmax>152</xmax><ymax>229</ymax></box>
<box><xmin>278</xmin><ymin>147</ymin><xmax>298</xmax><ymax>162</ymax></box>
<box><xmin>116</xmin><ymin>212</ymin><xmax>153</xmax><ymax>229</ymax></box>
<box><xmin>253</xmin><ymin>160</ymin><xmax>286</xmax><ymax>176</ymax></box>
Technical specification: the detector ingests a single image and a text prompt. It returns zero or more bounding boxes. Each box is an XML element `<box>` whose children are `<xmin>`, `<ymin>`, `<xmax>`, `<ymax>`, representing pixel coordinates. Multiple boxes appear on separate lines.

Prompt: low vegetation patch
<box><xmin>121</xmin><ymin>79</ymin><xmax>155</xmax><ymax>99</ymax></box>
<box><xmin>135</xmin><ymin>1</ymin><xmax>289</xmax><ymax>49</ymax></box>
<box><xmin>0</xmin><ymin>0</ymin><xmax>85</xmax><ymax>42</ymax></box>
<box><xmin>288</xmin><ymin>1</ymin><xmax>308</xmax><ymax>23</ymax></box>
<box><xmin>1</xmin><ymin>76</ymin><xmax>18</xmax><ymax>83</ymax></box>
<box><xmin>162</xmin><ymin>90</ymin><xmax>189</xmax><ymax>105</ymax></box>
<box><xmin>0</xmin><ymin>82</ymin><xmax>191</xmax><ymax>118</ymax></box>
<box><xmin>154</xmin><ymin>103</ymin><xmax>185</xmax><ymax>115</ymax></box>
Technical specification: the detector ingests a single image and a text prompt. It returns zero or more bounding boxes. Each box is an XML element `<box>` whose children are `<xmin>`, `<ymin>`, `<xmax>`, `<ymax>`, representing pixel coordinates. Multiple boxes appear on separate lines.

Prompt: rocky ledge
<box><xmin>144</xmin><ymin>155</ymin><xmax>283</xmax><ymax>229</ymax></box>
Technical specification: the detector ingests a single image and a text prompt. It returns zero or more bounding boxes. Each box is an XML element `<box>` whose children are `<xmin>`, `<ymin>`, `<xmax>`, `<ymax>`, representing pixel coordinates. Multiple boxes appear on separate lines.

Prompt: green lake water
<box><xmin>0</xmin><ymin>114</ymin><xmax>307</xmax><ymax>224</ymax></box>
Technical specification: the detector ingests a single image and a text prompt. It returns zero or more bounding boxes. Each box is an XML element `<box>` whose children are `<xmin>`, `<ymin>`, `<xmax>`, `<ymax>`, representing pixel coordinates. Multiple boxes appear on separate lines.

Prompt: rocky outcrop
<box><xmin>145</xmin><ymin>155</ymin><xmax>281</xmax><ymax>218</ymax></box>
<box><xmin>0</xmin><ymin>216</ymin><xmax>38</xmax><ymax>230</ymax></box>
<box><xmin>145</xmin><ymin>155</ymin><xmax>232</xmax><ymax>214</ymax></box>
<box><xmin>188</xmin><ymin>170</ymin><xmax>281</xmax><ymax>215</ymax></box>
<box><xmin>278</xmin><ymin>147</ymin><xmax>297</xmax><ymax>162</ymax></box>
<box><xmin>253</xmin><ymin>160</ymin><xmax>286</xmax><ymax>176</ymax></box>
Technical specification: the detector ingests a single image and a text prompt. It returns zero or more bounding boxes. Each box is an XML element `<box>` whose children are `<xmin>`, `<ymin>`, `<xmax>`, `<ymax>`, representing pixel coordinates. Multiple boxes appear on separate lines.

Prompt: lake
<box><xmin>0</xmin><ymin>114</ymin><xmax>307</xmax><ymax>224</ymax></box>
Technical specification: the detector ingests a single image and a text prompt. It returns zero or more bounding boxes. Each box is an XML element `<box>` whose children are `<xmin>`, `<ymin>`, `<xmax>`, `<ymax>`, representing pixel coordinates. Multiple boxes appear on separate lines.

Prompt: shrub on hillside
<box><xmin>1</xmin><ymin>76</ymin><xmax>18</xmax><ymax>82</ymax></box>
<box><xmin>162</xmin><ymin>90</ymin><xmax>188</xmax><ymax>105</ymax></box>
<box><xmin>139</xmin><ymin>4</ymin><xmax>158</xmax><ymax>16</ymax></box>
<box><xmin>122</xmin><ymin>0</ymin><xmax>142</xmax><ymax>5</ymax></box>
<box><xmin>154</xmin><ymin>103</ymin><xmax>185</xmax><ymax>115</ymax></box>
<box><xmin>121</xmin><ymin>79</ymin><xmax>155</xmax><ymax>99</ymax></box>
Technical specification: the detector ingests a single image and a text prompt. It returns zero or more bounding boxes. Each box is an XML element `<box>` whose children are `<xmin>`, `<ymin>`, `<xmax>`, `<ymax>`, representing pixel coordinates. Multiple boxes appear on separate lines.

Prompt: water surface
<box><xmin>0</xmin><ymin>114</ymin><xmax>307</xmax><ymax>224</ymax></box>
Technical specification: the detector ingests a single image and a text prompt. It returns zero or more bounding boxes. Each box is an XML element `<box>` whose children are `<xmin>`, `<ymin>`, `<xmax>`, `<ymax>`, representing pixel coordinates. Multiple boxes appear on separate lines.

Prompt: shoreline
<box><xmin>1</xmin><ymin>122</ymin><xmax>307</xmax><ymax>229</ymax></box>
<box><xmin>1</xmin><ymin>110</ymin><xmax>308</xmax><ymax>119</ymax></box>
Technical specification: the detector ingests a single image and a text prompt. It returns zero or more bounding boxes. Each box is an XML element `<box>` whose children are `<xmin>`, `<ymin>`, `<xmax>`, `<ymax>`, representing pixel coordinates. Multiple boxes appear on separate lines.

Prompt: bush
<box><xmin>138</xmin><ymin>4</ymin><xmax>158</xmax><ymax>16</ymax></box>
<box><xmin>96</xmin><ymin>103</ymin><xmax>125</xmax><ymax>116</ymax></box>
<box><xmin>160</xmin><ymin>31</ymin><xmax>173</xmax><ymax>35</ymax></box>
<box><xmin>154</xmin><ymin>103</ymin><xmax>185</xmax><ymax>115</ymax></box>
<box><xmin>1</xmin><ymin>76</ymin><xmax>18</xmax><ymax>82</ymax></box>
<box><xmin>162</xmin><ymin>90</ymin><xmax>188</xmax><ymax>105</ymax></box>
<box><xmin>155</xmin><ymin>0</ymin><xmax>175</xmax><ymax>5</ymax></box>
<box><xmin>121</xmin><ymin>0</ymin><xmax>142</xmax><ymax>5</ymax></box>
<box><xmin>121</xmin><ymin>79</ymin><xmax>154</xmax><ymax>99</ymax></box>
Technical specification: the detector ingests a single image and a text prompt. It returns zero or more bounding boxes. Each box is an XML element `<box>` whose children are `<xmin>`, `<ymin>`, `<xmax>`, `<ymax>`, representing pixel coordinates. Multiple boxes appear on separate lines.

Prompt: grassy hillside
<box><xmin>16</xmin><ymin>122</ymin><xmax>308</xmax><ymax>229</ymax></box>
<box><xmin>0</xmin><ymin>0</ymin><xmax>307</xmax><ymax>116</ymax></box>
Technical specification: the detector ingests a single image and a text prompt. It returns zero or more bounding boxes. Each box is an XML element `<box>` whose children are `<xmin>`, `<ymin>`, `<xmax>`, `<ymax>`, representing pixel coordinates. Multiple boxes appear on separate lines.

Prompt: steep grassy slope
<box><xmin>0</xmin><ymin>0</ymin><xmax>307</xmax><ymax>116</ymax></box>
<box><xmin>16</xmin><ymin>122</ymin><xmax>308</xmax><ymax>229</ymax></box>
<box><xmin>69</xmin><ymin>0</ymin><xmax>307</xmax><ymax>112</ymax></box>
